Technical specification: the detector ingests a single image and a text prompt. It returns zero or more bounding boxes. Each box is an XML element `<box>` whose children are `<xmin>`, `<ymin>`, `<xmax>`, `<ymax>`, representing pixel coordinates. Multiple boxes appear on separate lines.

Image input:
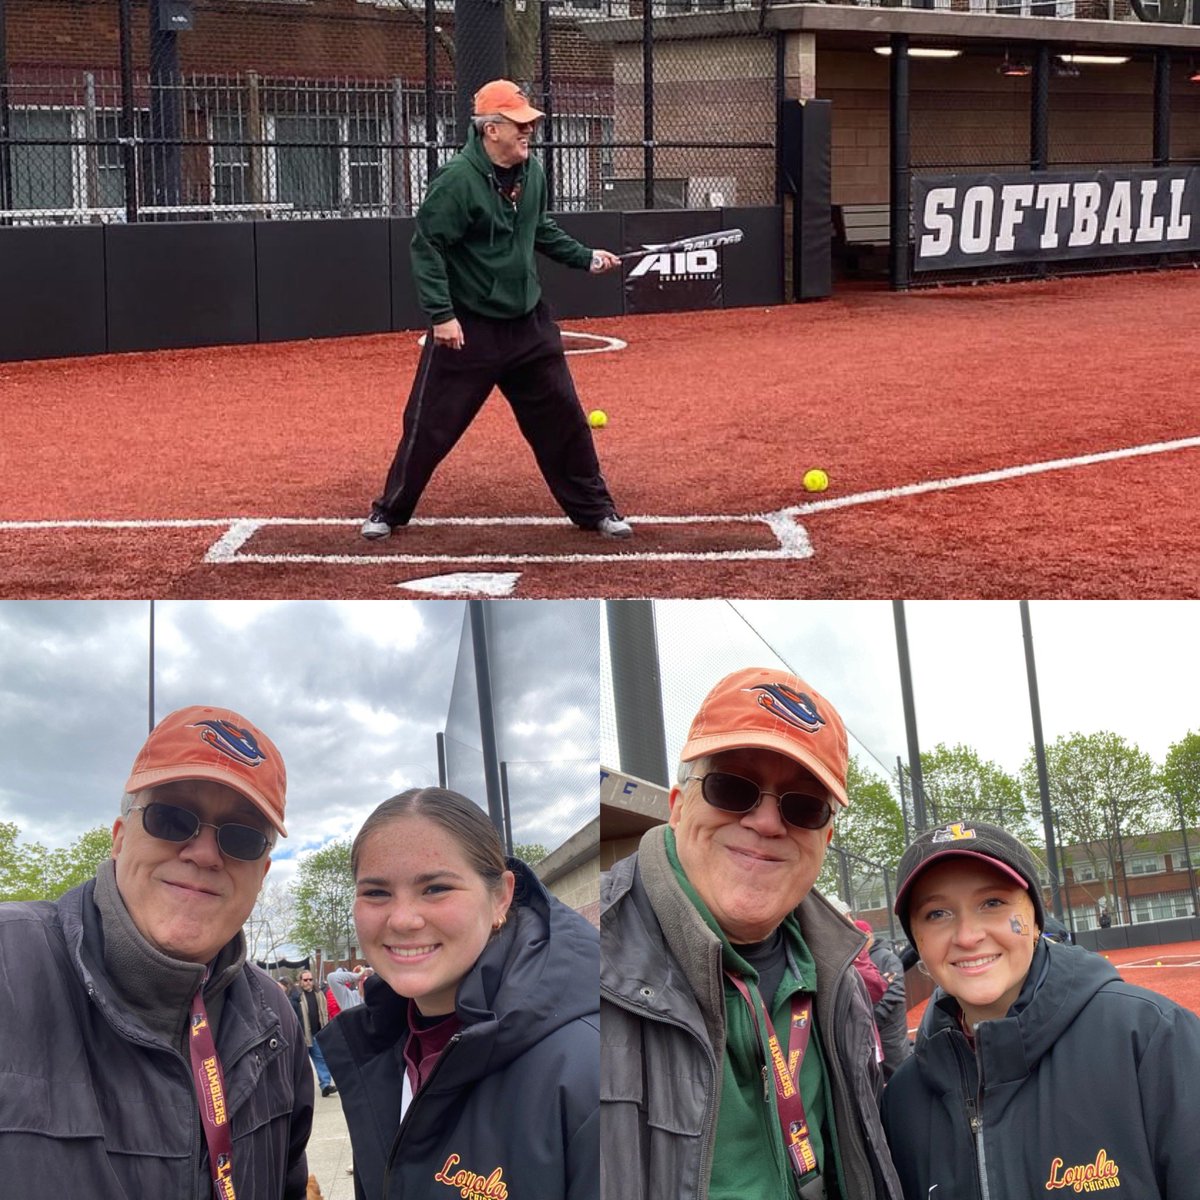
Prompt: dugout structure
<box><xmin>5</xmin><ymin>1</ymin><xmax>1200</xmax><ymax>360</ymax></box>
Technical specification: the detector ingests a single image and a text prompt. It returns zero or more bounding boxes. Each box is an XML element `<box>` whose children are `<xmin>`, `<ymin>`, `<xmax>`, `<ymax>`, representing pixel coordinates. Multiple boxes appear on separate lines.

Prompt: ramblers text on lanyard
<box><xmin>726</xmin><ymin>969</ymin><xmax>826</xmax><ymax>1200</ymax></box>
<box><xmin>188</xmin><ymin>978</ymin><xmax>237</xmax><ymax>1200</ymax></box>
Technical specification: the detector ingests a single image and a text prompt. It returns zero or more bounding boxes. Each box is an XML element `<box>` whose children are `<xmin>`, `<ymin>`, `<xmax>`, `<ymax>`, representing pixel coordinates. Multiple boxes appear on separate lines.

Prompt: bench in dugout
<box><xmin>832</xmin><ymin>202</ymin><xmax>892</xmax><ymax>276</ymax></box>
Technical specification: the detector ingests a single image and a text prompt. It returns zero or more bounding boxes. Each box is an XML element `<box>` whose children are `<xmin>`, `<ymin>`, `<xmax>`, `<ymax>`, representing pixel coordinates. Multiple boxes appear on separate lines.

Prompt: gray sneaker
<box><xmin>361</xmin><ymin>511</ymin><xmax>393</xmax><ymax>540</ymax></box>
<box><xmin>596</xmin><ymin>515</ymin><xmax>633</xmax><ymax>539</ymax></box>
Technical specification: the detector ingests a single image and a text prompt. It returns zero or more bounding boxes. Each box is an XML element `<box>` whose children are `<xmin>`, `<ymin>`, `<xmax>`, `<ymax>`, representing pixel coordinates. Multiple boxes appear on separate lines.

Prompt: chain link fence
<box><xmin>0</xmin><ymin>0</ymin><xmax>778</xmax><ymax>225</ymax></box>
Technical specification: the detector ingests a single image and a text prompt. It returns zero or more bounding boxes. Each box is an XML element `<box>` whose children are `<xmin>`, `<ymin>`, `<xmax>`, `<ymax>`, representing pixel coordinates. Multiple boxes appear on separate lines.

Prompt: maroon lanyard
<box><xmin>188</xmin><ymin>985</ymin><xmax>237</xmax><ymax>1199</ymax></box>
<box><xmin>726</xmin><ymin>971</ymin><xmax>819</xmax><ymax>1182</ymax></box>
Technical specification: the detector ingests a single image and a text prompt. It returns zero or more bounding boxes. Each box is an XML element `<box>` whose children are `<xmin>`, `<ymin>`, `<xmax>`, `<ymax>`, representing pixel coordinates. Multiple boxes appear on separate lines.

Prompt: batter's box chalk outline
<box><xmin>201</xmin><ymin>511</ymin><xmax>814</xmax><ymax>566</ymax></box>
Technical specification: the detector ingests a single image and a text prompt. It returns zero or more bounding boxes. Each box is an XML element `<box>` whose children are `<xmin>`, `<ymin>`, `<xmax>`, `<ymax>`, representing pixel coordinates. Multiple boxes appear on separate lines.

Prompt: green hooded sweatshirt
<box><xmin>410</xmin><ymin>125</ymin><xmax>594</xmax><ymax>324</ymax></box>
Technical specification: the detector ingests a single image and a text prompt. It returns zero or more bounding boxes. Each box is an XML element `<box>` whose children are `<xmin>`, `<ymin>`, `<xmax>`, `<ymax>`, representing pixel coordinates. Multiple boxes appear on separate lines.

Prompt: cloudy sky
<box><xmin>601</xmin><ymin>600</ymin><xmax>1200</xmax><ymax>786</ymax></box>
<box><xmin>0</xmin><ymin>600</ymin><xmax>599</xmax><ymax>886</ymax></box>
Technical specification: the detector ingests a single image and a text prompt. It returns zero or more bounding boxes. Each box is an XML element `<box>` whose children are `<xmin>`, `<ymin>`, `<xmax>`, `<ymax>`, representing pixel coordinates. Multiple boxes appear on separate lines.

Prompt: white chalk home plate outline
<box><xmin>3</xmin><ymin>434</ymin><xmax>1197</xmax><ymax>574</ymax></box>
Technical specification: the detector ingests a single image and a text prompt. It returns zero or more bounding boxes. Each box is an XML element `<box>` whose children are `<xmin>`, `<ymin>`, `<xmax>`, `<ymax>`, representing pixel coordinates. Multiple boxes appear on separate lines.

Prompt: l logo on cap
<box><xmin>745</xmin><ymin>683</ymin><xmax>825</xmax><ymax>734</ymax></box>
<box><xmin>932</xmin><ymin>823</ymin><xmax>978</xmax><ymax>843</ymax></box>
<box><xmin>194</xmin><ymin>720</ymin><xmax>267</xmax><ymax>769</ymax></box>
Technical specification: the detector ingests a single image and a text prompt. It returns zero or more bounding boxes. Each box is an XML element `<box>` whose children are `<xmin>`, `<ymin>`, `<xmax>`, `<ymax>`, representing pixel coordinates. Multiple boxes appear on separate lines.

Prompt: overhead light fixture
<box><xmin>1058</xmin><ymin>54</ymin><xmax>1130</xmax><ymax>65</ymax></box>
<box><xmin>873</xmin><ymin>46</ymin><xmax>963</xmax><ymax>58</ymax></box>
<box><xmin>998</xmin><ymin>54</ymin><xmax>1032</xmax><ymax>77</ymax></box>
<box><xmin>1190</xmin><ymin>65</ymin><xmax>1200</xmax><ymax>83</ymax></box>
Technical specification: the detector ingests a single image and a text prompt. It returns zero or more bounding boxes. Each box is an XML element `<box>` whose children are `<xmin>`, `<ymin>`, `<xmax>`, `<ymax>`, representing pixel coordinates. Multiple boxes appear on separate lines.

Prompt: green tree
<box><xmin>246</xmin><ymin>878</ymin><xmax>298</xmax><ymax>966</ymax></box>
<box><xmin>1162</xmin><ymin>731</ymin><xmax>1200</xmax><ymax>824</ymax></box>
<box><xmin>818</xmin><ymin>757</ymin><xmax>905</xmax><ymax>904</ymax></box>
<box><xmin>0</xmin><ymin>823</ymin><xmax>111</xmax><ymax>901</ymax></box>
<box><xmin>290</xmin><ymin>840</ymin><xmax>357</xmax><ymax>958</ymax></box>
<box><xmin>1022</xmin><ymin>732</ymin><xmax>1162</xmax><ymax>923</ymax></box>
<box><xmin>916</xmin><ymin>743</ymin><xmax>1033</xmax><ymax>837</ymax></box>
<box><xmin>513</xmin><ymin>842</ymin><xmax>549</xmax><ymax>867</ymax></box>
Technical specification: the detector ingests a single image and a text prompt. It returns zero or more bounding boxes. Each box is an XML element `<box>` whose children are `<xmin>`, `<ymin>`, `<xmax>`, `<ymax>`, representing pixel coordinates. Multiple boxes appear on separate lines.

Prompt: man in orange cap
<box><xmin>361</xmin><ymin>78</ymin><xmax>632</xmax><ymax>543</ymax></box>
<box><xmin>0</xmin><ymin>705</ymin><xmax>313</xmax><ymax>1198</ymax></box>
<box><xmin>601</xmin><ymin>668</ymin><xmax>901</xmax><ymax>1200</ymax></box>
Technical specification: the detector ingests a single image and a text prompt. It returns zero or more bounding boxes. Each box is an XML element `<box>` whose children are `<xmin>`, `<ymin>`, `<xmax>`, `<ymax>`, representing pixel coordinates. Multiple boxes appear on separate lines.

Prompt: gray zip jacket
<box><xmin>600</xmin><ymin>826</ymin><xmax>902</xmax><ymax>1200</ymax></box>
<box><xmin>0</xmin><ymin>874</ymin><xmax>313</xmax><ymax>1198</ymax></box>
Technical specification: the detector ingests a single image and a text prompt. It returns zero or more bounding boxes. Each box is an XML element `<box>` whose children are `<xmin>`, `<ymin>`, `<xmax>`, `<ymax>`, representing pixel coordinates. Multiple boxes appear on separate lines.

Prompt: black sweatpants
<box><xmin>373</xmin><ymin>301</ymin><xmax>618</xmax><ymax>528</ymax></box>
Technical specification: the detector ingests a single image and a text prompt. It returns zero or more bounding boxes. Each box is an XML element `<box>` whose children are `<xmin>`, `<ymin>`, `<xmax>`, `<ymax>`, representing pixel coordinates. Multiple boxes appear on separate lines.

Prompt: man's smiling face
<box><xmin>668</xmin><ymin>747</ymin><xmax>833</xmax><ymax>943</ymax></box>
<box><xmin>111</xmin><ymin>779</ymin><xmax>271</xmax><ymax>964</ymax></box>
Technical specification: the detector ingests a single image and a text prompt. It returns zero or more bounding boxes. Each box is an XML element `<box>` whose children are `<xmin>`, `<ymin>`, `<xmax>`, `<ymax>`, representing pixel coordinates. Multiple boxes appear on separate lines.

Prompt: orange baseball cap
<box><xmin>125</xmin><ymin>705</ymin><xmax>288</xmax><ymax>836</ymax></box>
<box><xmin>473</xmin><ymin>79</ymin><xmax>544</xmax><ymax>123</ymax></box>
<box><xmin>679</xmin><ymin>667</ymin><xmax>850</xmax><ymax>807</ymax></box>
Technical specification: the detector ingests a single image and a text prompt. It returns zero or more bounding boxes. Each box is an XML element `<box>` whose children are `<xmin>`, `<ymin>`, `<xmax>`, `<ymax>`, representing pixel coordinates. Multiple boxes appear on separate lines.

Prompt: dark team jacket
<box><xmin>0</xmin><ymin>879</ymin><xmax>313</xmax><ymax>1199</ymax></box>
<box><xmin>410</xmin><ymin>125</ymin><xmax>594</xmax><ymax>324</ymax></box>
<box><xmin>881</xmin><ymin>938</ymin><xmax>1200</xmax><ymax>1199</ymax></box>
<box><xmin>318</xmin><ymin>859</ymin><xmax>599</xmax><ymax>1200</ymax></box>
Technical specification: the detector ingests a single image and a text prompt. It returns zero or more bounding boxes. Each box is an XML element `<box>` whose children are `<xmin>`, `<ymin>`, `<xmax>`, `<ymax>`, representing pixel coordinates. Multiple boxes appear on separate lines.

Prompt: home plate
<box><xmin>397</xmin><ymin>572</ymin><xmax>521</xmax><ymax>596</ymax></box>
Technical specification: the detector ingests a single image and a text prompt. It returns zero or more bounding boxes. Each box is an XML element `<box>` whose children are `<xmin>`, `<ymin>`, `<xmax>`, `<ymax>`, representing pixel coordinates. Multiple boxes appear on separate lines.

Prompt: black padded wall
<box><xmin>721</xmin><ymin>205</ymin><xmax>784</xmax><ymax>308</ymax></box>
<box><xmin>105</xmin><ymin>221</ymin><xmax>258</xmax><ymax>353</ymax></box>
<box><xmin>538</xmin><ymin>211</ymin><xmax>625</xmax><ymax>320</ymax></box>
<box><xmin>0</xmin><ymin>226</ymin><xmax>107</xmax><ymax>361</ymax></box>
<box><xmin>781</xmin><ymin>99</ymin><xmax>832</xmax><ymax>301</ymax></box>
<box><xmin>256</xmin><ymin>218</ymin><xmax>392</xmax><ymax>343</ymax></box>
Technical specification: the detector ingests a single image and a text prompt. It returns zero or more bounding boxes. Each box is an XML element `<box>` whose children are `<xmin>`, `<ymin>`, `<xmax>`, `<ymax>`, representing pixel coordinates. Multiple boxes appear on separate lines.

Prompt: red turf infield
<box><xmin>2</xmin><ymin>269</ymin><xmax>1199</xmax><ymax>598</ymax></box>
<box><xmin>905</xmin><ymin>939</ymin><xmax>1200</xmax><ymax>1033</ymax></box>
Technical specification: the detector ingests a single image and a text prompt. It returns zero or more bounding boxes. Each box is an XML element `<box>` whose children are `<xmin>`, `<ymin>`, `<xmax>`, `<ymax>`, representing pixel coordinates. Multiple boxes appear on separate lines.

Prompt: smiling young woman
<box><xmin>316</xmin><ymin>787</ymin><xmax>599</xmax><ymax>1200</ymax></box>
<box><xmin>882</xmin><ymin>820</ymin><xmax>1200</xmax><ymax>1200</ymax></box>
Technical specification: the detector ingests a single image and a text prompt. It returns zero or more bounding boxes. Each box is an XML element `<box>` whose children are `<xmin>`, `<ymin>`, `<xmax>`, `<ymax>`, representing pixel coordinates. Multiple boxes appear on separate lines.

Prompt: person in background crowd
<box><xmin>602</xmin><ymin>666</ymin><xmax>901</xmax><ymax>1200</ymax></box>
<box><xmin>327</xmin><ymin>965</ymin><xmax>366</xmax><ymax>1011</ymax></box>
<box><xmin>883</xmin><ymin>819</ymin><xmax>1200</xmax><ymax>1199</ymax></box>
<box><xmin>0</xmin><ymin>704</ymin><xmax>313</xmax><ymax>1197</ymax></box>
<box><xmin>321</xmin><ymin>976</ymin><xmax>341</xmax><ymax>1019</ymax></box>
<box><xmin>858</xmin><ymin>921</ymin><xmax>912</xmax><ymax>1080</ymax></box>
<box><xmin>320</xmin><ymin>787</ymin><xmax>598</xmax><ymax>1200</ymax></box>
<box><xmin>292</xmin><ymin>968</ymin><xmax>338</xmax><ymax>1097</ymax></box>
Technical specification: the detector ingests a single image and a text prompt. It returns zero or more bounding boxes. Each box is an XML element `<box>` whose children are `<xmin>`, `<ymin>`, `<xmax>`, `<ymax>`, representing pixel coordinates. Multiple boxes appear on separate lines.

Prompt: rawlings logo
<box><xmin>1045</xmin><ymin>1149</ymin><xmax>1121</xmax><ymax>1192</ymax></box>
<box><xmin>193</xmin><ymin>720</ymin><xmax>266</xmax><ymax>769</ymax></box>
<box><xmin>745</xmin><ymin>683</ymin><xmax>825</xmax><ymax>734</ymax></box>
<box><xmin>932</xmin><ymin>823</ymin><xmax>978</xmax><ymax>843</ymax></box>
<box><xmin>434</xmin><ymin>1154</ymin><xmax>509</xmax><ymax>1200</ymax></box>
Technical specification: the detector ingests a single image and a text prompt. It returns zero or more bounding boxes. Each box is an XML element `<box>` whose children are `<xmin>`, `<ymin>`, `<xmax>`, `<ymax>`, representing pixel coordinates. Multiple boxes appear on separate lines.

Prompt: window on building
<box><xmin>271</xmin><ymin>114</ymin><xmax>340</xmax><ymax>212</ymax></box>
<box><xmin>10</xmin><ymin>109</ymin><xmax>77</xmax><ymax>211</ymax></box>
<box><xmin>212</xmin><ymin>113</ymin><xmax>251</xmax><ymax>206</ymax></box>
<box><xmin>1131</xmin><ymin>892</ymin><xmax>1192</xmax><ymax>923</ymax></box>
<box><xmin>94</xmin><ymin>110</ymin><xmax>136</xmax><ymax>209</ymax></box>
<box><xmin>548</xmin><ymin>112</ymin><xmax>614</xmax><ymax>212</ymax></box>
<box><xmin>347</xmin><ymin>115</ymin><xmax>384</xmax><ymax>210</ymax></box>
<box><xmin>1073</xmin><ymin>860</ymin><xmax>1108</xmax><ymax>883</ymax></box>
<box><xmin>1126</xmin><ymin>854</ymin><xmax>1164</xmax><ymax>876</ymax></box>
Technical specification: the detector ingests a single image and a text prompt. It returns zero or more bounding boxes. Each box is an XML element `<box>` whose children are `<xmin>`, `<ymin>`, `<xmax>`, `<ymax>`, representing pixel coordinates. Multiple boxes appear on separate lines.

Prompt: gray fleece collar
<box><xmin>93</xmin><ymin>856</ymin><xmax>246</xmax><ymax>1048</ymax></box>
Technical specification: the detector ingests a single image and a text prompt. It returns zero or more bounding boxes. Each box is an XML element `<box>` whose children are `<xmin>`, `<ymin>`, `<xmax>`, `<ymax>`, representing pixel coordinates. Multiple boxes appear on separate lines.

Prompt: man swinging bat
<box><xmin>361</xmin><ymin>79</ymin><xmax>633</xmax><ymax>542</ymax></box>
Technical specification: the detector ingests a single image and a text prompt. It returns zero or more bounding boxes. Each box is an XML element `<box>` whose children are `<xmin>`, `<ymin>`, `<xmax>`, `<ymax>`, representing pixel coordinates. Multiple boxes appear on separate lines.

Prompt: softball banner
<box><xmin>912</xmin><ymin>167</ymin><xmax>1200</xmax><ymax>272</ymax></box>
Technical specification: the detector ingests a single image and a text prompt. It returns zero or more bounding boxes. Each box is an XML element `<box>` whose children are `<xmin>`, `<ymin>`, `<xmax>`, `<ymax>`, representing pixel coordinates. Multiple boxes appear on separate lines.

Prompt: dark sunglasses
<box><xmin>129</xmin><ymin>801</ymin><xmax>271</xmax><ymax>861</ymax></box>
<box><xmin>685</xmin><ymin>770</ymin><xmax>834</xmax><ymax>830</ymax></box>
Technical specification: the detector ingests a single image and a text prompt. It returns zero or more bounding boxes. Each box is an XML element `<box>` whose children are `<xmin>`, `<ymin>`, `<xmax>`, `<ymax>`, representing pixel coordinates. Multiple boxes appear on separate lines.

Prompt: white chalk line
<box><xmin>2</xmin><ymin>434</ymin><xmax>1196</xmax><ymax>567</ymax></box>
<box><xmin>418</xmin><ymin>330</ymin><xmax>627</xmax><ymax>355</ymax></box>
<box><xmin>200</xmin><ymin>514</ymin><xmax>812</xmax><ymax>565</ymax></box>
<box><xmin>782</xmin><ymin>434</ymin><xmax>1200</xmax><ymax>518</ymax></box>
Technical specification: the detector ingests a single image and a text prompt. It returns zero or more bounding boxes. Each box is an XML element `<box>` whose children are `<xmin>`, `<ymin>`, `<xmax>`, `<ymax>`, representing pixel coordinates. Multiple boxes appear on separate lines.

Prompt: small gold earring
<box><xmin>916</xmin><ymin>960</ymin><xmax>931</xmax><ymax>977</ymax></box>
<box><xmin>492</xmin><ymin>912</ymin><xmax>508</xmax><ymax>932</ymax></box>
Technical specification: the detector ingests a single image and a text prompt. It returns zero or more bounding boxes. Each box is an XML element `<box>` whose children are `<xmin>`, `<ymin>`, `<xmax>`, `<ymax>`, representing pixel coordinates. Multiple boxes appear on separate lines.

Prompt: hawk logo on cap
<box><xmin>932</xmin><ymin>823</ymin><xmax>978</xmax><ymax>843</ymax></box>
<box><xmin>745</xmin><ymin>683</ymin><xmax>825</xmax><ymax>734</ymax></box>
<box><xmin>193</xmin><ymin>720</ymin><xmax>267</xmax><ymax>769</ymax></box>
